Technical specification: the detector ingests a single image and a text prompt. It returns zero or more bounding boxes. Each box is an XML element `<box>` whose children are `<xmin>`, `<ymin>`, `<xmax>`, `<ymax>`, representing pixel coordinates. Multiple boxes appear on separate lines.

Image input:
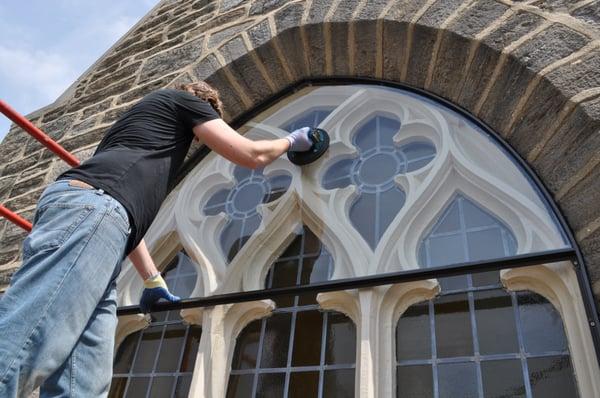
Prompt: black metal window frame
<box><xmin>119</xmin><ymin>78</ymin><xmax>600</xmax><ymax>368</ymax></box>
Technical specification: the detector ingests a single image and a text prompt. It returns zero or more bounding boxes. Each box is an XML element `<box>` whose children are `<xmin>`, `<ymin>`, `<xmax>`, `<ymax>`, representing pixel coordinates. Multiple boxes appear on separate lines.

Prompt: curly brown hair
<box><xmin>178</xmin><ymin>81</ymin><xmax>224</xmax><ymax>118</ymax></box>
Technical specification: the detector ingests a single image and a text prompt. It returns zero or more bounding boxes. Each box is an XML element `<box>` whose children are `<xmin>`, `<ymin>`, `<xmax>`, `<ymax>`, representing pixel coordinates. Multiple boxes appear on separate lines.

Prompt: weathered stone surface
<box><xmin>210</xmin><ymin>21</ymin><xmax>255</xmax><ymax>48</ymax></box>
<box><xmin>20</xmin><ymin>160</ymin><xmax>50</xmax><ymax>181</ymax></box>
<box><xmin>531</xmin><ymin>0</ymin><xmax>571</xmax><ymax>12</ymax></box>
<box><xmin>572</xmin><ymin>2</ymin><xmax>600</xmax><ymax>28</ymax></box>
<box><xmin>58</xmin><ymin>127</ymin><xmax>107</xmax><ymax>154</ymax></box>
<box><xmin>533</xmin><ymin>97</ymin><xmax>600</xmax><ymax>193</ymax></box>
<box><xmin>353</xmin><ymin>20</ymin><xmax>378</xmax><ymax>77</ymax></box>
<box><xmin>252</xmin><ymin>41</ymin><xmax>290</xmax><ymax>92</ymax></box>
<box><xmin>330</xmin><ymin>22</ymin><xmax>351</xmax><ymax>76</ymax></box>
<box><xmin>404</xmin><ymin>24</ymin><xmax>438</xmax><ymax>88</ymax></box>
<box><xmin>205</xmin><ymin>70</ymin><xmax>248</xmax><ymax>121</ymax></box>
<box><xmin>274</xmin><ymin>2</ymin><xmax>304</xmax><ymax>33</ymax></box>
<box><xmin>559</xmin><ymin>168</ymin><xmax>600</xmax><ymax>232</ymax></box>
<box><xmin>0</xmin><ymin>251</ymin><xmax>19</xmax><ymax>269</ymax></box>
<box><xmin>101</xmin><ymin>105</ymin><xmax>133</xmax><ymax>124</ymax></box>
<box><xmin>132</xmin><ymin>11</ymin><xmax>171</xmax><ymax>35</ymax></box>
<box><xmin>188</xmin><ymin>8</ymin><xmax>246</xmax><ymax>37</ymax></box>
<box><xmin>225</xmin><ymin>54</ymin><xmax>274</xmax><ymax>105</ymax></box>
<box><xmin>249</xmin><ymin>0</ymin><xmax>288</xmax><ymax>16</ymax></box>
<box><xmin>40</xmin><ymin>105</ymin><xmax>69</xmax><ymax>124</ymax></box>
<box><xmin>80</xmin><ymin>98</ymin><xmax>113</xmax><ymax>120</ymax></box>
<box><xmin>139</xmin><ymin>37</ymin><xmax>205</xmax><ymax>83</ymax></box>
<box><xmin>70</xmin><ymin>115</ymin><xmax>99</xmax><ymax>134</ymax></box>
<box><xmin>247</xmin><ymin>19</ymin><xmax>271</xmax><ymax>48</ymax></box>
<box><xmin>192</xmin><ymin>53</ymin><xmax>222</xmax><ymax>80</ymax></box>
<box><xmin>2</xmin><ymin>153</ymin><xmax>40</xmax><ymax>177</ymax></box>
<box><xmin>192</xmin><ymin>0</ymin><xmax>214</xmax><ymax>11</ymax></box>
<box><xmin>357</xmin><ymin>0</ymin><xmax>389</xmax><ymax>20</ymax></box>
<box><xmin>580</xmin><ymin>228</ymin><xmax>600</xmax><ymax>296</ymax></box>
<box><xmin>0</xmin><ymin>176</ymin><xmax>16</xmax><ymax>203</ymax></box>
<box><xmin>544</xmin><ymin>50</ymin><xmax>600</xmax><ymax>98</ymax></box>
<box><xmin>220</xmin><ymin>0</ymin><xmax>244</xmax><ymax>12</ymax></box>
<box><xmin>2</xmin><ymin>221</ymin><xmax>28</xmax><ymax>249</ymax></box>
<box><xmin>331</xmin><ymin>0</ymin><xmax>361</xmax><ymax>22</ymax></box>
<box><xmin>457</xmin><ymin>11</ymin><xmax>545</xmax><ymax>112</ymax></box>
<box><xmin>133</xmin><ymin>35</ymin><xmax>187</xmax><ymax>61</ymax></box>
<box><xmin>512</xmin><ymin>24</ymin><xmax>589</xmax><ymax>73</ymax></box>
<box><xmin>477</xmin><ymin>55</ymin><xmax>538</xmax><ymax>136</ymax></box>
<box><xmin>87</xmin><ymin>63</ymin><xmax>143</xmax><ymax>94</ymax></box>
<box><xmin>39</xmin><ymin>113</ymin><xmax>77</xmax><ymax>141</ymax></box>
<box><xmin>99</xmin><ymin>34</ymin><xmax>164</xmax><ymax>70</ymax></box>
<box><xmin>68</xmin><ymin>77</ymin><xmax>137</xmax><ymax>112</ymax></box>
<box><xmin>419</xmin><ymin>0</ymin><xmax>464</xmax><ymax>27</ymax></box>
<box><xmin>303</xmin><ymin>22</ymin><xmax>327</xmax><ymax>77</ymax></box>
<box><xmin>117</xmin><ymin>73</ymin><xmax>179</xmax><ymax>105</ymax></box>
<box><xmin>449</xmin><ymin>0</ymin><xmax>509</xmax><ymax>37</ymax></box>
<box><xmin>4</xmin><ymin>188</ymin><xmax>44</xmax><ymax>213</ymax></box>
<box><xmin>276</xmin><ymin>27</ymin><xmax>308</xmax><ymax>80</ymax></box>
<box><xmin>219</xmin><ymin>36</ymin><xmax>248</xmax><ymax>63</ymax></box>
<box><xmin>11</xmin><ymin>174</ymin><xmax>46</xmax><ymax>200</ymax></box>
<box><xmin>168</xmin><ymin>22</ymin><xmax>198</xmax><ymax>40</ymax></box>
<box><xmin>307</xmin><ymin>0</ymin><xmax>333</xmax><ymax>24</ymax></box>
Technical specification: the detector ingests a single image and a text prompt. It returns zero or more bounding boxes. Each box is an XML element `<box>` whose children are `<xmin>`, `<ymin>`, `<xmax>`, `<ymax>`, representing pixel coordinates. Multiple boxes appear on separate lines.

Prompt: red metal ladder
<box><xmin>0</xmin><ymin>100</ymin><xmax>80</xmax><ymax>232</ymax></box>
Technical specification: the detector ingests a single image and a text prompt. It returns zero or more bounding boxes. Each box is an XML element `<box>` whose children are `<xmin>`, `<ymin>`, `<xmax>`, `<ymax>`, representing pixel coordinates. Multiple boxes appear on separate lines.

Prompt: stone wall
<box><xmin>1</xmin><ymin>0</ymin><xmax>599</xmax><ymax>307</ymax></box>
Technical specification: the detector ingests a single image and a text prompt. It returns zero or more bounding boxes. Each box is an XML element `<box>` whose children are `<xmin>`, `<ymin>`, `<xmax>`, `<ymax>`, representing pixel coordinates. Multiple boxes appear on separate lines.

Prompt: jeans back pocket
<box><xmin>23</xmin><ymin>203</ymin><xmax>94</xmax><ymax>259</ymax></box>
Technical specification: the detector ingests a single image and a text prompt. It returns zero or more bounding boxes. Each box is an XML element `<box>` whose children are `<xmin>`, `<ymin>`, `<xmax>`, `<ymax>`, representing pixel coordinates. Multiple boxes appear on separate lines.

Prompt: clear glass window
<box><xmin>110</xmin><ymin>252</ymin><xmax>201</xmax><ymax>398</ymax></box>
<box><xmin>226</xmin><ymin>227</ymin><xmax>356</xmax><ymax>398</ymax></box>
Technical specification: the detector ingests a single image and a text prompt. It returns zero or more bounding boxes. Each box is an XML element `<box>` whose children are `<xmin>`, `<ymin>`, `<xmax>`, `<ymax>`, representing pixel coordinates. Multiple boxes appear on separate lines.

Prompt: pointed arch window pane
<box><xmin>227</xmin><ymin>227</ymin><xmax>355</xmax><ymax>398</ymax></box>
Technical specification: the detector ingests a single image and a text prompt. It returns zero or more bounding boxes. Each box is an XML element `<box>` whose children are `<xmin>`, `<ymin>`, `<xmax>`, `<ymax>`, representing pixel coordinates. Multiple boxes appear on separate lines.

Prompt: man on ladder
<box><xmin>0</xmin><ymin>81</ymin><xmax>316</xmax><ymax>397</ymax></box>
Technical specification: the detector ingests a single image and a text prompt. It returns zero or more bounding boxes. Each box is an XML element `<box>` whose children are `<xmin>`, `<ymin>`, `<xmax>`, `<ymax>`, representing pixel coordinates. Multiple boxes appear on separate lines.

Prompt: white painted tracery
<box><xmin>112</xmin><ymin>85</ymin><xmax>598</xmax><ymax>397</ymax></box>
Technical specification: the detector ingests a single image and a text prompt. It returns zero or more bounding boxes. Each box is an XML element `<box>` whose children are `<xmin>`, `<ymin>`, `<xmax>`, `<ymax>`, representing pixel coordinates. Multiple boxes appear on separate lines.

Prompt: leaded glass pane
<box><xmin>396</xmin><ymin>303</ymin><xmax>430</xmax><ymax>361</ymax></box>
<box><xmin>110</xmin><ymin>252</ymin><xmax>201</xmax><ymax>398</ymax></box>
<box><xmin>227</xmin><ymin>227</ymin><xmax>355</xmax><ymax>397</ymax></box>
<box><xmin>518</xmin><ymin>292</ymin><xmax>568</xmax><ymax>354</ymax></box>
<box><xmin>474</xmin><ymin>290</ymin><xmax>518</xmax><ymax>355</ymax></box>
<box><xmin>438</xmin><ymin>362</ymin><xmax>478</xmax><ymax>398</ymax></box>
<box><xmin>397</xmin><ymin>365</ymin><xmax>433</xmax><ymax>397</ymax></box>
<box><xmin>481</xmin><ymin>360</ymin><xmax>526</xmax><ymax>398</ymax></box>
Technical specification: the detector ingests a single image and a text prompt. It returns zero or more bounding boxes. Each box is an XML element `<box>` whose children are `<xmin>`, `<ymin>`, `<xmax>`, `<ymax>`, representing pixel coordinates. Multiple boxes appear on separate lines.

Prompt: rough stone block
<box><xmin>0</xmin><ymin>251</ymin><xmax>19</xmax><ymax>269</ymax></box>
<box><xmin>205</xmin><ymin>70</ymin><xmax>248</xmax><ymax>121</ymax></box>
<box><xmin>192</xmin><ymin>53</ymin><xmax>222</xmax><ymax>81</ymax></box>
<box><xmin>225</xmin><ymin>54</ymin><xmax>274</xmax><ymax>106</ymax></box>
<box><xmin>509</xmin><ymin>26</ymin><xmax>591</xmax><ymax>155</ymax></box>
<box><xmin>2</xmin><ymin>153</ymin><xmax>40</xmax><ymax>178</ymax></box>
<box><xmin>4</xmin><ymin>188</ymin><xmax>44</xmax><ymax>213</ymax></box>
<box><xmin>188</xmin><ymin>8</ymin><xmax>246</xmax><ymax>37</ymax></box>
<box><xmin>40</xmin><ymin>105</ymin><xmax>69</xmax><ymax>124</ymax></box>
<box><xmin>274</xmin><ymin>2</ymin><xmax>304</xmax><ymax>33</ymax></box>
<box><xmin>86</xmin><ymin>61</ymin><xmax>142</xmax><ymax>94</ymax></box>
<box><xmin>39</xmin><ymin>113</ymin><xmax>77</xmax><ymax>141</ymax></box>
<box><xmin>252</xmin><ymin>42</ymin><xmax>292</xmax><ymax>92</ymax></box>
<box><xmin>572</xmin><ymin>2</ymin><xmax>600</xmax><ymax>28</ymax></box>
<box><xmin>404</xmin><ymin>24</ymin><xmax>438</xmax><ymax>88</ymax></box>
<box><xmin>249</xmin><ymin>0</ymin><xmax>289</xmax><ymax>16</ymax></box>
<box><xmin>131</xmin><ymin>12</ymin><xmax>171</xmax><ymax>36</ymax></box>
<box><xmin>448</xmin><ymin>0</ymin><xmax>509</xmax><ymax>37</ymax></box>
<box><xmin>331</xmin><ymin>0</ymin><xmax>361</xmax><ymax>22</ymax></box>
<box><xmin>385</xmin><ymin>0</ymin><xmax>431</xmax><ymax>22</ymax></box>
<box><xmin>58</xmin><ymin>127</ymin><xmax>107</xmax><ymax>154</ymax></box>
<box><xmin>139</xmin><ymin>37</ymin><xmax>205</xmax><ymax>83</ymax></box>
<box><xmin>580</xmin><ymin>228</ymin><xmax>600</xmax><ymax>297</ymax></box>
<box><xmin>329</xmin><ymin>22</ymin><xmax>351</xmax><ymax>76</ymax></box>
<box><xmin>544</xmin><ymin>50</ymin><xmax>600</xmax><ymax>98</ymax></box>
<box><xmin>428</xmin><ymin>31</ymin><xmax>472</xmax><ymax>101</ymax></box>
<box><xmin>117</xmin><ymin>73</ymin><xmax>180</xmax><ymax>105</ymax></box>
<box><xmin>307</xmin><ymin>0</ymin><xmax>334</xmax><ymax>24</ymax></box>
<box><xmin>512</xmin><ymin>24</ymin><xmax>588</xmax><ymax>73</ymax></box>
<box><xmin>353</xmin><ymin>20</ymin><xmax>378</xmax><ymax>77</ymax></box>
<box><xmin>133</xmin><ymin>35</ymin><xmax>187</xmax><ymax>61</ymax></box>
<box><xmin>193</xmin><ymin>0</ymin><xmax>215</xmax><ymax>11</ymax></box>
<box><xmin>220</xmin><ymin>0</ymin><xmax>244</xmax><ymax>12</ymax></box>
<box><xmin>477</xmin><ymin>55</ymin><xmax>537</xmax><ymax>136</ymax></box>
<box><xmin>533</xmin><ymin>97</ymin><xmax>600</xmax><ymax>193</ymax></box>
<box><xmin>276</xmin><ymin>27</ymin><xmax>308</xmax><ymax>80</ymax></box>
<box><xmin>0</xmin><ymin>176</ymin><xmax>16</xmax><ymax>203</ymax></box>
<box><xmin>69</xmin><ymin>77</ymin><xmax>137</xmax><ymax>112</ymax></box>
<box><xmin>418</xmin><ymin>0</ymin><xmax>465</xmax><ymax>27</ymax></box>
<box><xmin>208</xmin><ymin>21</ymin><xmax>254</xmax><ymax>48</ymax></box>
<box><xmin>303</xmin><ymin>23</ymin><xmax>327</xmax><ymax>77</ymax></box>
<box><xmin>559</xmin><ymin>169</ymin><xmax>600</xmax><ymax>233</ymax></box>
<box><xmin>81</xmin><ymin>98</ymin><xmax>113</xmax><ymax>120</ymax></box>
<box><xmin>248</xmin><ymin>19</ymin><xmax>271</xmax><ymax>48</ymax></box>
<box><xmin>11</xmin><ymin>174</ymin><xmax>46</xmax><ymax>200</ymax></box>
<box><xmin>70</xmin><ymin>116</ymin><xmax>99</xmax><ymax>135</ymax></box>
<box><xmin>99</xmin><ymin>34</ymin><xmax>164</xmax><ymax>70</ymax></box>
<box><xmin>101</xmin><ymin>105</ymin><xmax>133</xmax><ymax>125</ymax></box>
<box><xmin>357</xmin><ymin>0</ymin><xmax>389</xmax><ymax>20</ymax></box>
<box><xmin>382</xmin><ymin>19</ymin><xmax>411</xmax><ymax>83</ymax></box>
<box><xmin>219</xmin><ymin>36</ymin><xmax>249</xmax><ymax>63</ymax></box>
<box><xmin>0</xmin><ymin>129</ymin><xmax>28</xmax><ymax>164</ymax></box>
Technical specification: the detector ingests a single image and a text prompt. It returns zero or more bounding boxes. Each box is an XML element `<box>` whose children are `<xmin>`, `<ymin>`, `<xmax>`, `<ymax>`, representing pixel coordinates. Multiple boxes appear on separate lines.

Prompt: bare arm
<box><xmin>193</xmin><ymin>118</ymin><xmax>290</xmax><ymax>169</ymax></box>
<box><xmin>128</xmin><ymin>239</ymin><xmax>159</xmax><ymax>280</ymax></box>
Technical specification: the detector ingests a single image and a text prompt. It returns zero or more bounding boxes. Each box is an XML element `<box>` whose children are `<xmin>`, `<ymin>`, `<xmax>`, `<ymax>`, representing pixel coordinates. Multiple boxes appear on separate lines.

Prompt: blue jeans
<box><xmin>0</xmin><ymin>180</ymin><xmax>130</xmax><ymax>397</ymax></box>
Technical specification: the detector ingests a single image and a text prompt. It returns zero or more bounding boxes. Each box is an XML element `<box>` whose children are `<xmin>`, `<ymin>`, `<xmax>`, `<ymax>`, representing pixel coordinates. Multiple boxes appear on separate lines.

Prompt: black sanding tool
<box><xmin>287</xmin><ymin>127</ymin><xmax>330</xmax><ymax>166</ymax></box>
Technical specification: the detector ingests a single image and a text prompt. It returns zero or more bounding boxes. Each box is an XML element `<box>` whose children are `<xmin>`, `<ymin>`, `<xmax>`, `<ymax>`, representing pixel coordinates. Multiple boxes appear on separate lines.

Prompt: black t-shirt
<box><xmin>59</xmin><ymin>89</ymin><xmax>220</xmax><ymax>255</ymax></box>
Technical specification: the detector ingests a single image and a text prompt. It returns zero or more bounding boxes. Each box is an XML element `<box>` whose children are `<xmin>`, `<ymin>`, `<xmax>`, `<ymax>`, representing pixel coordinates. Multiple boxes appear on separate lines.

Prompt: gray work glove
<box><xmin>285</xmin><ymin>127</ymin><xmax>313</xmax><ymax>152</ymax></box>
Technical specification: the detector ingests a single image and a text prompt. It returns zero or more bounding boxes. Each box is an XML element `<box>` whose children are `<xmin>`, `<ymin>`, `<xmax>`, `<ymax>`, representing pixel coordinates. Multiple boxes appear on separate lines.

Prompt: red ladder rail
<box><xmin>1</xmin><ymin>99</ymin><xmax>81</xmax><ymax>231</ymax></box>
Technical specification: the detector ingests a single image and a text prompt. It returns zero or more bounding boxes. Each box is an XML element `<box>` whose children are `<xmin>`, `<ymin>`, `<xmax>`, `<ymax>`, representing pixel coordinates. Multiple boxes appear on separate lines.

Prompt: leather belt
<box><xmin>68</xmin><ymin>180</ymin><xmax>95</xmax><ymax>190</ymax></box>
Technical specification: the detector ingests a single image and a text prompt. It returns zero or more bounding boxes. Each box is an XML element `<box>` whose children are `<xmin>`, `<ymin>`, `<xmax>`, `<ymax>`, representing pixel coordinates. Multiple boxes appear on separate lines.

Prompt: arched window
<box><xmin>109</xmin><ymin>252</ymin><xmax>201</xmax><ymax>398</ymax></box>
<box><xmin>396</xmin><ymin>198</ymin><xmax>578</xmax><ymax>397</ymax></box>
<box><xmin>226</xmin><ymin>227</ymin><xmax>356</xmax><ymax>397</ymax></box>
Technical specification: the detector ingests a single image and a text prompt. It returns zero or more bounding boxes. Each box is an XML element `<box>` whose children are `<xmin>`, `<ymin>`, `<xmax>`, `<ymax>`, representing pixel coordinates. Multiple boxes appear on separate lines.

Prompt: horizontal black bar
<box><xmin>117</xmin><ymin>248</ymin><xmax>575</xmax><ymax>316</ymax></box>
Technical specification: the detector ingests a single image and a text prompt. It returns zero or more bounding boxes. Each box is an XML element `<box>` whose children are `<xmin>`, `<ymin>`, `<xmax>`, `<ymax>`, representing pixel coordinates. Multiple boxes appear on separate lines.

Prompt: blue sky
<box><xmin>0</xmin><ymin>0</ymin><xmax>159</xmax><ymax>143</ymax></box>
